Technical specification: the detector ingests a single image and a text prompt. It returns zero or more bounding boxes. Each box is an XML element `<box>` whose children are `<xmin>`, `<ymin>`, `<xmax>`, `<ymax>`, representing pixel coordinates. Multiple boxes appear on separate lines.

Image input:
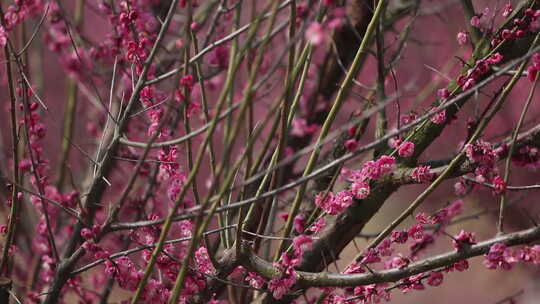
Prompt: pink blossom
<box><xmin>306</xmin><ymin>22</ymin><xmax>326</xmax><ymax>46</ymax></box>
<box><xmin>491</xmin><ymin>175</ymin><xmax>507</xmax><ymax>194</ymax></box>
<box><xmin>350</xmin><ymin>180</ymin><xmax>370</xmax><ymax>199</ymax></box>
<box><xmin>410</xmin><ymin>234</ymin><xmax>435</xmax><ymax>257</ymax></box>
<box><xmin>519</xmin><ymin>245</ymin><xmax>540</xmax><ymax>264</ymax></box>
<box><xmin>360</xmin><ymin>160</ymin><xmax>382</xmax><ymax>180</ymax></box>
<box><xmin>484</xmin><ymin>243</ymin><xmax>516</xmax><ymax>270</ymax></box>
<box><xmin>308</xmin><ymin>218</ymin><xmax>326</xmax><ymax>233</ymax></box>
<box><xmin>391</xmin><ymin>230</ymin><xmax>408</xmax><ymax>244</ymax></box>
<box><xmin>454</xmin><ymin>180</ymin><xmax>469</xmax><ymax>196</ymax></box>
<box><xmin>415</xmin><ymin>212</ymin><xmax>430</xmax><ymax>225</ymax></box>
<box><xmin>80</xmin><ymin>228</ymin><xmax>94</xmax><ymax>240</ymax></box>
<box><xmin>457</xmin><ymin>31</ymin><xmax>468</xmax><ymax>45</ymax></box>
<box><xmin>0</xmin><ymin>26</ymin><xmax>7</xmax><ymax>47</ymax></box>
<box><xmin>453</xmin><ymin>260</ymin><xmax>469</xmax><ymax>272</ymax></box>
<box><xmin>437</xmin><ymin>88</ymin><xmax>450</xmax><ymax>99</ymax></box>
<box><xmin>470</xmin><ymin>16</ymin><xmax>481</xmax><ymax>27</ymax></box>
<box><xmin>377</xmin><ymin>155</ymin><xmax>396</xmax><ymax>176</ymax></box>
<box><xmin>465</xmin><ymin>140</ymin><xmax>497</xmax><ymax>166</ymax></box>
<box><xmin>426</xmin><ymin>271</ymin><xmax>444</xmax><ymax>286</ymax></box>
<box><xmin>430</xmin><ymin>108</ymin><xmax>446</xmax><ymax>124</ymax></box>
<box><xmin>314</xmin><ymin>190</ymin><xmax>353</xmax><ymax>215</ymax></box>
<box><xmin>502</xmin><ymin>3</ymin><xmax>513</xmax><ymax>17</ymax></box>
<box><xmin>344</xmin><ymin>139</ymin><xmax>358</xmax><ymax>152</ymax></box>
<box><xmin>487</xmin><ymin>52</ymin><xmax>503</xmax><ymax>64</ymax></box>
<box><xmin>453</xmin><ymin>230</ymin><xmax>476</xmax><ymax>251</ymax></box>
<box><xmin>447</xmin><ymin>200</ymin><xmax>464</xmax><ymax>218</ymax></box>
<box><xmin>246</xmin><ymin>272</ymin><xmax>265</xmax><ymax>289</ymax></box>
<box><xmin>293</xmin><ymin>215</ymin><xmax>305</xmax><ymax>233</ymax></box>
<box><xmin>268</xmin><ymin>269</ymin><xmax>296</xmax><ymax>299</ymax></box>
<box><xmin>341</xmin><ymin>262</ymin><xmax>364</xmax><ymax>275</ymax></box>
<box><xmin>361</xmin><ymin>248</ymin><xmax>381</xmax><ymax>264</ymax></box>
<box><xmin>195</xmin><ymin>247</ymin><xmax>215</xmax><ymax>275</ymax></box>
<box><xmin>462</xmin><ymin>78</ymin><xmax>476</xmax><ymax>90</ymax></box>
<box><xmin>291</xmin><ymin>119</ymin><xmax>318</xmax><ymax>137</ymax></box>
<box><xmin>377</xmin><ymin>239</ymin><xmax>394</xmax><ymax>257</ymax></box>
<box><xmin>398</xmin><ymin>141</ymin><xmax>415</xmax><ymax>157</ymax></box>
<box><xmin>385</xmin><ymin>254</ymin><xmax>409</xmax><ymax>269</ymax></box>
<box><xmin>293</xmin><ymin>235</ymin><xmax>313</xmax><ymax>257</ymax></box>
<box><xmin>411</xmin><ymin>165</ymin><xmax>434</xmax><ymax>183</ymax></box>
<box><xmin>408</xmin><ymin>223</ymin><xmax>424</xmax><ymax>240</ymax></box>
<box><xmin>353</xmin><ymin>284</ymin><xmax>390</xmax><ymax>303</ymax></box>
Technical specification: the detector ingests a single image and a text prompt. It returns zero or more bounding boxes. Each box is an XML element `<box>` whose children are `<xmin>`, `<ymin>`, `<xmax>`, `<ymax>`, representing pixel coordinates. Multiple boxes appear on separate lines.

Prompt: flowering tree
<box><xmin>2</xmin><ymin>0</ymin><xmax>540</xmax><ymax>303</ymax></box>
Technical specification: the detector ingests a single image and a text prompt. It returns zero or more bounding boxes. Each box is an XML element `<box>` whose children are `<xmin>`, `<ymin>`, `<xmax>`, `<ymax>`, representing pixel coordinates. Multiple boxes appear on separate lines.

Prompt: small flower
<box><xmin>246</xmin><ymin>272</ymin><xmax>265</xmax><ymax>289</ymax></box>
<box><xmin>453</xmin><ymin>260</ymin><xmax>469</xmax><ymax>271</ymax></box>
<box><xmin>343</xmin><ymin>262</ymin><xmax>365</xmax><ymax>274</ymax></box>
<box><xmin>377</xmin><ymin>239</ymin><xmax>394</xmax><ymax>257</ymax></box>
<box><xmin>457</xmin><ymin>31</ymin><xmax>468</xmax><ymax>45</ymax></box>
<box><xmin>415</xmin><ymin>213</ymin><xmax>430</xmax><ymax>225</ymax></box>
<box><xmin>391</xmin><ymin>230</ymin><xmax>408</xmax><ymax>244</ymax></box>
<box><xmin>385</xmin><ymin>254</ymin><xmax>409</xmax><ymax>269</ymax></box>
<box><xmin>487</xmin><ymin>53</ymin><xmax>503</xmax><ymax>65</ymax></box>
<box><xmin>398</xmin><ymin>141</ymin><xmax>415</xmax><ymax>157</ymax></box>
<box><xmin>426</xmin><ymin>271</ymin><xmax>443</xmax><ymax>286</ymax></box>
<box><xmin>470</xmin><ymin>16</ymin><xmax>481</xmax><ymax>28</ymax></box>
<box><xmin>308</xmin><ymin>217</ymin><xmax>326</xmax><ymax>233</ymax></box>
<box><xmin>293</xmin><ymin>235</ymin><xmax>313</xmax><ymax>257</ymax></box>
<box><xmin>195</xmin><ymin>247</ymin><xmax>215</xmax><ymax>274</ymax></box>
<box><xmin>453</xmin><ymin>230</ymin><xmax>476</xmax><ymax>251</ymax></box>
<box><xmin>361</xmin><ymin>248</ymin><xmax>381</xmax><ymax>264</ymax></box>
<box><xmin>465</xmin><ymin>140</ymin><xmax>497</xmax><ymax>166</ymax></box>
<box><xmin>377</xmin><ymin>155</ymin><xmax>396</xmax><ymax>176</ymax></box>
<box><xmin>454</xmin><ymin>180</ymin><xmax>469</xmax><ymax>196</ymax></box>
<box><xmin>268</xmin><ymin>269</ymin><xmax>296</xmax><ymax>299</ymax></box>
<box><xmin>462</xmin><ymin>78</ymin><xmax>476</xmax><ymax>91</ymax></box>
<box><xmin>408</xmin><ymin>223</ymin><xmax>424</xmax><ymax>240</ymax></box>
<box><xmin>437</xmin><ymin>88</ymin><xmax>450</xmax><ymax>99</ymax></box>
<box><xmin>180</xmin><ymin>74</ymin><xmax>194</xmax><ymax>91</ymax></box>
<box><xmin>491</xmin><ymin>175</ymin><xmax>507</xmax><ymax>194</ymax></box>
<box><xmin>360</xmin><ymin>160</ymin><xmax>381</xmax><ymax>180</ymax></box>
<box><xmin>430</xmin><ymin>107</ymin><xmax>446</xmax><ymax>124</ymax></box>
<box><xmin>314</xmin><ymin>190</ymin><xmax>353</xmax><ymax>215</ymax></box>
<box><xmin>80</xmin><ymin>228</ymin><xmax>94</xmax><ymax>240</ymax></box>
<box><xmin>0</xmin><ymin>26</ymin><xmax>7</xmax><ymax>48</ymax></box>
<box><xmin>351</xmin><ymin>180</ymin><xmax>370</xmax><ymax>199</ymax></box>
<box><xmin>411</xmin><ymin>165</ymin><xmax>434</xmax><ymax>183</ymax></box>
<box><xmin>483</xmin><ymin>242</ymin><xmax>516</xmax><ymax>270</ymax></box>
<box><xmin>344</xmin><ymin>139</ymin><xmax>358</xmax><ymax>152</ymax></box>
<box><xmin>293</xmin><ymin>215</ymin><xmax>305</xmax><ymax>233</ymax></box>
<box><xmin>306</xmin><ymin>22</ymin><xmax>326</xmax><ymax>45</ymax></box>
<box><xmin>501</xmin><ymin>29</ymin><xmax>513</xmax><ymax>40</ymax></box>
<box><xmin>291</xmin><ymin>119</ymin><xmax>318</xmax><ymax>137</ymax></box>
<box><xmin>502</xmin><ymin>3</ymin><xmax>513</xmax><ymax>17</ymax></box>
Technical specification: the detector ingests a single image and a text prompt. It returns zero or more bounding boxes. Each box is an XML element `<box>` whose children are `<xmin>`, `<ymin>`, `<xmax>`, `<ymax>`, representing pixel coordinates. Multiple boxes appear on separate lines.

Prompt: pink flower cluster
<box><xmin>483</xmin><ymin>243</ymin><xmax>520</xmax><ymax>270</ymax></box>
<box><xmin>390</xmin><ymin>138</ymin><xmax>415</xmax><ymax>158</ymax></box>
<box><xmin>452</xmin><ymin>230</ymin><xmax>476</xmax><ymax>251</ymax></box>
<box><xmin>317</xmin><ymin>156</ymin><xmax>397</xmax><ymax>216</ymax></box>
<box><xmin>318</xmin><ymin>199</ymin><xmax>467</xmax><ymax>303</ymax></box>
<box><xmin>527</xmin><ymin>53</ymin><xmax>540</xmax><ymax>81</ymax></box>
<box><xmin>470</xmin><ymin>7</ymin><xmax>495</xmax><ymax>30</ymax></box>
<box><xmin>491</xmin><ymin>8</ymin><xmax>540</xmax><ymax>47</ymax></box>
<box><xmin>267</xmin><ymin>235</ymin><xmax>314</xmax><ymax>299</ymax></box>
<box><xmin>304</xmin><ymin>7</ymin><xmax>345</xmax><ymax>46</ymax></box>
<box><xmin>410</xmin><ymin>165</ymin><xmax>434</xmax><ymax>184</ymax></box>
<box><xmin>483</xmin><ymin>242</ymin><xmax>540</xmax><ymax>271</ymax></box>
<box><xmin>315</xmin><ymin>190</ymin><xmax>353</xmax><ymax>215</ymax></box>
<box><xmin>291</xmin><ymin>118</ymin><xmax>319</xmax><ymax>137</ymax></box>
<box><xmin>464</xmin><ymin>139</ymin><xmax>508</xmax><ymax>194</ymax></box>
<box><xmin>512</xmin><ymin>145</ymin><xmax>540</xmax><ymax>168</ymax></box>
<box><xmin>457</xmin><ymin>53</ymin><xmax>503</xmax><ymax>91</ymax></box>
